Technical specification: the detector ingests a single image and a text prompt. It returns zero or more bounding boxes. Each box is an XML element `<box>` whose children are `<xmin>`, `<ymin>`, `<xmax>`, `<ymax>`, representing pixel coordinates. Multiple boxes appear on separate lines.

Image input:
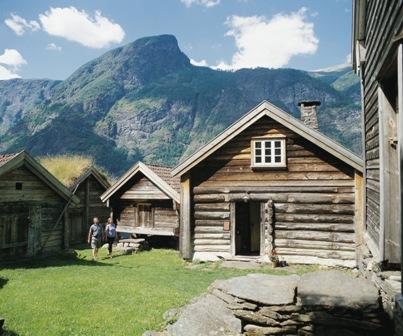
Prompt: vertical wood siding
<box><xmin>361</xmin><ymin>0</ymin><xmax>403</xmax><ymax>247</ymax></box>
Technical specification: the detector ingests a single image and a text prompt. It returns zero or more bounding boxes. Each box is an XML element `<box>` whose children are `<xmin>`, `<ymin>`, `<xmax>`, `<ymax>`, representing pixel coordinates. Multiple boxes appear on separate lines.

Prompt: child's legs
<box><xmin>108</xmin><ymin>237</ymin><xmax>114</xmax><ymax>254</ymax></box>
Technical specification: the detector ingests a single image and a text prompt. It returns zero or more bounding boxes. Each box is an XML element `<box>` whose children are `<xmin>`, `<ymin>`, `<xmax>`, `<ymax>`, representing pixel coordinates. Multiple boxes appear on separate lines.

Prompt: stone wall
<box><xmin>148</xmin><ymin>271</ymin><xmax>392</xmax><ymax>336</ymax></box>
<box><xmin>359</xmin><ymin>244</ymin><xmax>402</xmax><ymax>335</ymax></box>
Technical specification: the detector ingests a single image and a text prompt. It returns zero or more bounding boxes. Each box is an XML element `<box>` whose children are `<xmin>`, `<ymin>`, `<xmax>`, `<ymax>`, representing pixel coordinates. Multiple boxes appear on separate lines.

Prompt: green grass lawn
<box><xmin>0</xmin><ymin>248</ymin><xmax>314</xmax><ymax>336</ymax></box>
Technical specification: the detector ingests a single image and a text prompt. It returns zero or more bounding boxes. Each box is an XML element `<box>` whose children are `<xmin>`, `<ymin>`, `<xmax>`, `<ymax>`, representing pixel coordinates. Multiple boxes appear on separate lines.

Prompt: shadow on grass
<box><xmin>0</xmin><ymin>276</ymin><xmax>8</xmax><ymax>289</ymax></box>
<box><xmin>0</xmin><ymin>252</ymin><xmax>114</xmax><ymax>270</ymax></box>
<box><xmin>3</xmin><ymin>329</ymin><xmax>20</xmax><ymax>336</ymax></box>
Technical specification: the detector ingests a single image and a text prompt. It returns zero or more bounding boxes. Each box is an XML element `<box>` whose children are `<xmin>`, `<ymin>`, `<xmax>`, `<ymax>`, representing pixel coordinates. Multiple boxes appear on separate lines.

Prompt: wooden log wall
<box><xmin>0</xmin><ymin>166</ymin><xmax>67</xmax><ymax>256</ymax></box>
<box><xmin>116</xmin><ymin>200</ymin><xmax>178</xmax><ymax>230</ymax></box>
<box><xmin>191</xmin><ymin>116</ymin><xmax>357</xmax><ymax>263</ymax></box>
<box><xmin>360</xmin><ymin>1</ymin><xmax>403</xmax><ymax>252</ymax></box>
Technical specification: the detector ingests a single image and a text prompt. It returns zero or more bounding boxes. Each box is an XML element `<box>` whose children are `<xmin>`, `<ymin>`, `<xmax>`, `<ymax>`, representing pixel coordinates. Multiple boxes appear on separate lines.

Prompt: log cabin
<box><xmin>101</xmin><ymin>162</ymin><xmax>180</xmax><ymax>237</ymax></box>
<box><xmin>352</xmin><ymin>0</ymin><xmax>403</xmax><ymax>270</ymax></box>
<box><xmin>172</xmin><ymin>100</ymin><xmax>364</xmax><ymax>267</ymax></box>
<box><xmin>65</xmin><ymin>168</ymin><xmax>110</xmax><ymax>246</ymax></box>
<box><xmin>0</xmin><ymin>151</ymin><xmax>79</xmax><ymax>257</ymax></box>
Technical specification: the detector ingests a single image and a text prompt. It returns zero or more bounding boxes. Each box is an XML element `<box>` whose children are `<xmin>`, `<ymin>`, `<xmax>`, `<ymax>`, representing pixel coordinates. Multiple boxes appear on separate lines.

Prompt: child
<box><xmin>105</xmin><ymin>217</ymin><xmax>117</xmax><ymax>258</ymax></box>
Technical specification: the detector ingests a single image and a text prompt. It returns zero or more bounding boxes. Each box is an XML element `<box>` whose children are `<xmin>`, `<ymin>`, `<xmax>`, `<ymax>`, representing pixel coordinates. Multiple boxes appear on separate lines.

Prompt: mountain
<box><xmin>0</xmin><ymin>35</ymin><xmax>361</xmax><ymax>176</ymax></box>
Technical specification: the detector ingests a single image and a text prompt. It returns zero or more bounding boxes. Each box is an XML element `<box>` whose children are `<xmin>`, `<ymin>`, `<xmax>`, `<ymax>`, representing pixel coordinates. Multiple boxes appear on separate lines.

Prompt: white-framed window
<box><xmin>252</xmin><ymin>138</ymin><xmax>286</xmax><ymax>167</ymax></box>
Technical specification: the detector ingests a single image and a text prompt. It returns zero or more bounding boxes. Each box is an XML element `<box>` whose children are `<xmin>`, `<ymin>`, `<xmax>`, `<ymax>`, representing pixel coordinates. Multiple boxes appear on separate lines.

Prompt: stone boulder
<box><xmin>211</xmin><ymin>274</ymin><xmax>300</xmax><ymax>306</ymax></box>
<box><xmin>298</xmin><ymin>271</ymin><xmax>379</xmax><ymax>310</ymax></box>
<box><xmin>166</xmin><ymin>294</ymin><xmax>242</xmax><ymax>336</ymax></box>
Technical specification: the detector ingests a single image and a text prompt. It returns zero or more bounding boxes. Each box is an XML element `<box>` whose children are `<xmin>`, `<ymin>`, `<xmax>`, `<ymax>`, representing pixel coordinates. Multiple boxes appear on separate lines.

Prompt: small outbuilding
<box><xmin>0</xmin><ymin>151</ymin><xmax>79</xmax><ymax>257</ymax></box>
<box><xmin>41</xmin><ymin>158</ymin><xmax>111</xmax><ymax>246</ymax></box>
<box><xmin>172</xmin><ymin>100</ymin><xmax>364</xmax><ymax>267</ymax></box>
<box><xmin>66</xmin><ymin>168</ymin><xmax>110</xmax><ymax>245</ymax></box>
<box><xmin>101</xmin><ymin>162</ymin><xmax>180</xmax><ymax>237</ymax></box>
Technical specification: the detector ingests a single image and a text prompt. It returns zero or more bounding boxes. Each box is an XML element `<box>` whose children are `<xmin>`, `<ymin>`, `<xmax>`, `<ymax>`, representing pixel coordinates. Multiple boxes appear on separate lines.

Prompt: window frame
<box><xmin>251</xmin><ymin>137</ymin><xmax>287</xmax><ymax>168</ymax></box>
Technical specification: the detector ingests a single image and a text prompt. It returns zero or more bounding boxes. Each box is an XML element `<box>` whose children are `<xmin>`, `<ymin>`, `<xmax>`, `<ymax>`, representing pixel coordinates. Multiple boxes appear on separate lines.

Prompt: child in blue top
<box><xmin>105</xmin><ymin>217</ymin><xmax>117</xmax><ymax>258</ymax></box>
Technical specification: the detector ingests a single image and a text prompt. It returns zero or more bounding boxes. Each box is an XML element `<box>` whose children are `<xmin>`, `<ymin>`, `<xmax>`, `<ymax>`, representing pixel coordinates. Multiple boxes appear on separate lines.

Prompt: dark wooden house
<box><xmin>172</xmin><ymin>101</ymin><xmax>364</xmax><ymax>267</ymax></box>
<box><xmin>101</xmin><ymin>162</ymin><xmax>180</xmax><ymax>237</ymax></box>
<box><xmin>66</xmin><ymin>168</ymin><xmax>110</xmax><ymax>245</ymax></box>
<box><xmin>352</xmin><ymin>0</ymin><xmax>403</xmax><ymax>267</ymax></box>
<box><xmin>0</xmin><ymin>151</ymin><xmax>79</xmax><ymax>257</ymax></box>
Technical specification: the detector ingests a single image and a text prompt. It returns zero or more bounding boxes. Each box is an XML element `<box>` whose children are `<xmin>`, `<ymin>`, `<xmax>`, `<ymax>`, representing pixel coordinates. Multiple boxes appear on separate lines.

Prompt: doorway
<box><xmin>379</xmin><ymin>55</ymin><xmax>401</xmax><ymax>264</ymax></box>
<box><xmin>69</xmin><ymin>212</ymin><xmax>84</xmax><ymax>244</ymax></box>
<box><xmin>234</xmin><ymin>201</ymin><xmax>261</xmax><ymax>256</ymax></box>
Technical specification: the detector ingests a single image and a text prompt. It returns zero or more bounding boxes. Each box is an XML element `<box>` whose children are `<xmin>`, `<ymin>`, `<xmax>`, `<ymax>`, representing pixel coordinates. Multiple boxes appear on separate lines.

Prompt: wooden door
<box><xmin>69</xmin><ymin>212</ymin><xmax>84</xmax><ymax>244</ymax></box>
<box><xmin>0</xmin><ymin>205</ymin><xmax>29</xmax><ymax>257</ymax></box>
<box><xmin>27</xmin><ymin>205</ymin><xmax>41</xmax><ymax>256</ymax></box>
<box><xmin>138</xmin><ymin>203</ymin><xmax>153</xmax><ymax>228</ymax></box>
<box><xmin>379</xmin><ymin>82</ymin><xmax>400</xmax><ymax>263</ymax></box>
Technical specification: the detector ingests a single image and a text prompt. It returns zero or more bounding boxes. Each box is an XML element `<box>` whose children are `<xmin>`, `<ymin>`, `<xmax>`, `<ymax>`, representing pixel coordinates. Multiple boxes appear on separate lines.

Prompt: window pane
<box><xmin>265</xmin><ymin>141</ymin><xmax>271</xmax><ymax>148</ymax></box>
<box><xmin>265</xmin><ymin>149</ymin><xmax>271</xmax><ymax>155</ymax></box>
<box><xmin>275</xmin><ymin>156</ymin><xmax>281</xmax><ymax>163</ymax></box>
<box><xmin>255</xmin><ymin>149</ymin><xmax>261</xmax><ymax>155</ymax></box>
<box><xmin>255</xmin><ymin>141</ymin><xmax>261</xmax><ymax>148</ymax></box>
<box><xmin>275</xmin><ymin>148</ymin><xmax>281</xmax><ymax>155</ymax></box>
<box><xmin>255</xmin><ymin>156</ymin><xmax>262</xmax><ymax>163</ymax></box>
<box><xmin>275</xmin><ymin>141</ymin><xmax>281</xmax><ymax>148</ymax></box>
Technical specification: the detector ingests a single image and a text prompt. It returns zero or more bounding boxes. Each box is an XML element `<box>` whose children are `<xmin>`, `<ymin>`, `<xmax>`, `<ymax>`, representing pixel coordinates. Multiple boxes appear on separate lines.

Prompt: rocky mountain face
<box><xmin>0</xmin><ymin>34</ymin><xmax>361</xmax><ymax>176</ymax></box>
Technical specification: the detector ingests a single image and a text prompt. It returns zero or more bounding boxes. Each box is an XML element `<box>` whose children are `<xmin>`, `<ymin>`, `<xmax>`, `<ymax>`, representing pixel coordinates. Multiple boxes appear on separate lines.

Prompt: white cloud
<box><xmin>46</xmin><ymin>43</ymin><xmax>62</xmax><ymax>51</ymax></box>
<box><xmin>4</xmin><ymin>13</ymin><xmax>40</xmax><ymax>36</ymax></box>
<box><xmin>181</xmin><ymin>0</ymin><xmax>220</xmax><ymax>8</ymax></box>
<box><xmin>0</xmin><ymin>65</ymin><xmax>20</xmax><ymax>80</ymax></box>
<box><xmin>0</xmin><ymin>49</ymin><xmax>27</xmax><ymax>80</ymax></box>
<box><xmin>216</xmin><ymin>8</ymin><xmax>319</xmax><ymax>70</ymax></box>
<box><xmin>190</xmin><ymin>58</ymin><xmax>209</xmax><ymax>67</ymax></box>
<box><xmin>0</xmin><ymin>49</ymin><xmax>27</xmax><ymax>68</ymax></box>
<box><xmin>39</xmin><ymin>7</ymin><xmax>125</xmax><ymax>49</ymax></box>
<box><xmin>345</xmin><ymin>53</ymin><xmax>352</xmax><ymax>64</ymax></box>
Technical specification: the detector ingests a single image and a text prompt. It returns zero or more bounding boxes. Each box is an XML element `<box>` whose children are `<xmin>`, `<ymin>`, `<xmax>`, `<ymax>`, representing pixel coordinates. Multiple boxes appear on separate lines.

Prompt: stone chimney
<box><xmin>298</xmin><ymin>100</ymin><xmax>321</xmax><ymax>130</ymax></box>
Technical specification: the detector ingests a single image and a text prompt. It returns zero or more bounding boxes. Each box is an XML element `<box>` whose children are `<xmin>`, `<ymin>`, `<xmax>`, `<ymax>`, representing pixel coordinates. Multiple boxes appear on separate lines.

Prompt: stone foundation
<box><xmin>358</xmin><ymin>244</ymin><xmax>402</xmax><ymax>335</ymax></box>
<box><xmin>148</xmin><ymin>271</ymin><xmax>392</xmax><ymax>335</ymax></box>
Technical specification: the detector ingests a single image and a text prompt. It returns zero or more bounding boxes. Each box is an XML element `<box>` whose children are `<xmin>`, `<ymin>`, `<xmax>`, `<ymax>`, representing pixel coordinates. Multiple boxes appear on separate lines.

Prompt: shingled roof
<box><xmin>147</xmin><ymin>164</ymin><xmax>180</xmax><ymax>193</ymax></box>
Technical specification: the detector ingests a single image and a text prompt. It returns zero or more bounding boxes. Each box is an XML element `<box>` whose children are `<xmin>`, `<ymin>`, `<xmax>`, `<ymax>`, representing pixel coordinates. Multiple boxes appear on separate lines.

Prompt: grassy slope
<box><xmin>0</xmin><ymin>249</ymin><xmax>315</xmax><ymax>336</ymax></box>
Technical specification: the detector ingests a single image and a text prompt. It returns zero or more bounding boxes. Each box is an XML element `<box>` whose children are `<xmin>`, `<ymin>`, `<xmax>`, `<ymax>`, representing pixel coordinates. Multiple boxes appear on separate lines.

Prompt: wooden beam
<box><xmin>180</xmin><ymin>174</ymin><xmax>192</xmax><ymax>259</ymax></box>
<box><xmin>64</xmin><ymin>210</ymin><xmax>70</xmax><ymax>250</ymax></box>
<box><xmin>116</xmin><ymin>225</ymin><xmax>177</xmax><ymax>237</ymax></box>
<box><xmin>84</xmin><ymin>177</ymin><xmax>90</xmax><ymax>234</ymax></box>
<box><xmin>398</xmin><ymin>42</ymin><xmax>403</xmax><ymax>294</ymax></box>
<box><xmin>354</xmin><ymin>171</ymin><xmax>364</xmax><ymax>265</ymax></box>
<box><xmin>230</xmin><ymin>202</ymin><xmax>236</xmax><ymax>257</ymax></box>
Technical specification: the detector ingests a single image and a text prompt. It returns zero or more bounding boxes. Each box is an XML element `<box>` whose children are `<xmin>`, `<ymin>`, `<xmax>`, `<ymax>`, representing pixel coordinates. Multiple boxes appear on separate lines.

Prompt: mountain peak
<box><xmin>55</xmin><ymin>34</ymin><xmax>191</xmax><ymax>100</ymax></box>
<box><xmin>115</xmin><ymin>34</ymin><xmax>190</xmax><ymax>82</ymax></box>
<box><xmin>131</xmin><ymin>34</ymin><xmax>181</xmax><ymax>49</ymax></box>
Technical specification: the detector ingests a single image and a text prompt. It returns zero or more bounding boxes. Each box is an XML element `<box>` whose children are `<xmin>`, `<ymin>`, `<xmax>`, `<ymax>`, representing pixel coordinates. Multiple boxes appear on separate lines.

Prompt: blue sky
<box><xmin>0</xmin><ymin>0</ymin><xmax>353</xmax><ymax>80</ymax></box>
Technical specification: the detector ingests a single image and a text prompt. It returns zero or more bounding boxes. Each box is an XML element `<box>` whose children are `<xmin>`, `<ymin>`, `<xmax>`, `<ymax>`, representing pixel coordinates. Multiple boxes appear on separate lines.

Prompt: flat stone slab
<box><xmin>167</xmin><ymin>294</ymin><xmax>242</xmax><ymax>336</ymax></box>
<box><xmin>298</xmin><ymin>271</ymin><xmax>379</xmax><ymax>309</ymax></box>
<box><xmin>220</xmin><ymin>260</ymin><xmax>261</xmax><ymax>270</ymax></box>
<box><xmin>212</xmin><ymin>274</ymin><xmax>300</xmax><ymax>306</ymax></box>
